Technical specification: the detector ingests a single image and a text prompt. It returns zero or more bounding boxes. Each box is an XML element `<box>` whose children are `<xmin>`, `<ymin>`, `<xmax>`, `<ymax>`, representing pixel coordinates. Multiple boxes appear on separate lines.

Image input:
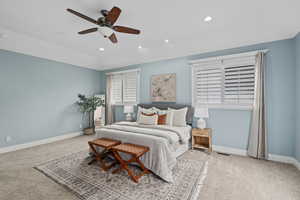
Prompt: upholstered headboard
<box><xmin>137</xmin><ymin>103</ymin><xmax>194</xmax><ymax>125</ymax></box>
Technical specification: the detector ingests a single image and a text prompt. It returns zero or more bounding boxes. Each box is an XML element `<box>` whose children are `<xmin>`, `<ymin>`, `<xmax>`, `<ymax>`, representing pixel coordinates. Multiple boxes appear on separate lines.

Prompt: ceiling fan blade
<box><xmin>66</xmin><ymin>8</ymin><xmax>98</xmax><ymax>25</ymax></box>
<box><xmin>108</xmin><ymin>33</ymin><xmax>118</xmax><ymax>43</ymax></box>
<box><xmin>78</xmin><ymin>28</ymin><xmax>98</xmax><ymax>34</ymax></box>
<box><xmin>113</xmin><ymin>26</ymin><xmax>140</xmax><ymax>34</ymax></box>
<box><xmin>105</xmin><ymin>7</ymin><xmax>121</xmax><ymax>25</ymax></box>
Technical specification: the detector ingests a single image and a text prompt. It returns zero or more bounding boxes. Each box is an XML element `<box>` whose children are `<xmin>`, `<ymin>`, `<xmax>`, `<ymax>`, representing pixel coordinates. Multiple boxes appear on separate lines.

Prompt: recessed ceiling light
<box><xmin>99</xmin><ymin>47</ymin><xmax>105</xmax><ymax>51</ymax></box>
<box><xmin>204</xmin><ymin>16</ymin><xmax>213</xmax><ymax>22</ymax></box>
<box><xmin>138</xmin><ymin>45</ymin><xmax>142</xmax><ymax>49</ymax></box>
<box><xmin>164</xmin><ymin>39</ymin><xmax>169</xmax><ymax>43</ymax></box>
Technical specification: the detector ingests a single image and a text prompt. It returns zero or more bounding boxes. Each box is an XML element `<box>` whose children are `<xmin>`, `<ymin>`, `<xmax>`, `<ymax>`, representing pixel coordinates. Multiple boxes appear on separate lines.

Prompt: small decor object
<box><xmin>151</xmin><ymin>73</ymin><xmax>176</xmax><ymax>102</ymax></box>
<box><xmin>194</xmin><ymin>107</ymin><xmax>209</xmax><ymax>129</ymax></box>
<box><xmin>123</xmin><ymin>105</ymin><xmax>134</xmax><ymax>121</ymax></box>
<box><xmin>76</xmin><ymin>94</ymin><xmax>104</xmax><ymax>135</ymax></box>
<box><xmin>192</xmin><ymin>128</ymin><xmax>212</xmax><ymax>152</ymax></box>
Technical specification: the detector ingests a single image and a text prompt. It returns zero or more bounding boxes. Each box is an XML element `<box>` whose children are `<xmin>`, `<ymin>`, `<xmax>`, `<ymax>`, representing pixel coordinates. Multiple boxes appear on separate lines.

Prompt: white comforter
<box><xmin>95</xmin><ymin>122</ymin><xmax>191</xmax><ymax>182</ymax></box>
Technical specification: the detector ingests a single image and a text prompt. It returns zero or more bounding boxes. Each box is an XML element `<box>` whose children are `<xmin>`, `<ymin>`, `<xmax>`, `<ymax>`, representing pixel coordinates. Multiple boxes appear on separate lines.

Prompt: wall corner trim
<box><xmin>0</xmin><ymin>132</ymin><xmax>82</xmax><ymax>154</ymax></box>
<box><xmin>213</xmin><ymin>145</ymin><xmax>300</xmax><ymax>171</ymax></box>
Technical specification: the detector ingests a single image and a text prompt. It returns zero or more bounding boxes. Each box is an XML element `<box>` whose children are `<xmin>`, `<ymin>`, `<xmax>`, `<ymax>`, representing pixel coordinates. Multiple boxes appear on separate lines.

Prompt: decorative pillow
<box><xmin>137</xmin><ymin>107</ymin><xmax>156</xmax><ymax>121</ymax></box>
<box><xmin>158</xmin><ymin>114</ymin><xmax>167</xmax><ymax>125</ymax></box>
<box><xmin>168</xmin><ymin>107</ymin><xmax>188</xmax><ymax>127</ymax></box>
<box><xmin>153</xmin><ymin>107</ymin><xmax>174</xmax><ymax>126</ymax></box>
<box><xmin>141</xmin><ymin>112</ymin><xmax>156</xmax><ymax>116</ymax></box>
<box><xmin>138</xmin><ymin>113</ymin><xmax>158</xmax><ymax>125</ymax></box>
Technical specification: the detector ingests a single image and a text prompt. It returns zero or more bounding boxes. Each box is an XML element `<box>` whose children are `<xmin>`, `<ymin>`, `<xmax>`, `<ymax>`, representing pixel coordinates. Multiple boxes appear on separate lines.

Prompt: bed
<box><xmin>95</xmin><ymin>103</ymin><xmax>194</xmax><ymax>182</ymax></box>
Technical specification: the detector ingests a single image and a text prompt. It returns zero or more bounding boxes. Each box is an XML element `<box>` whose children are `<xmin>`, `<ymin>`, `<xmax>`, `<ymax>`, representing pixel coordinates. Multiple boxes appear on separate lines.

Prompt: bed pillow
<box><xmin>168</xmin><ymin>107</ymin><xmax>188</xmax><ymax>127</ymax></box>
<box><xmin>157</xmin><ymin>114</ymin><xmax>167</xmax><ymax>125</ymax></box>
<box><xmin>137</xmin><ymin>107</ymin><xmax>156</xmax><ymax>121</ymax></box>
<box><xmin>141</xmin><ymin>112</ymin><xmax>156</xmax><ymax>116</ymax></box>
<box><xmin>138</xmin><ymin>113</ymin><xmax>158</xmax><ymax>125</ymax></box>
<box><xmin>152</xmin><ymin>107</ymin><xmax>174</xmax><ymax>126</ymax></box>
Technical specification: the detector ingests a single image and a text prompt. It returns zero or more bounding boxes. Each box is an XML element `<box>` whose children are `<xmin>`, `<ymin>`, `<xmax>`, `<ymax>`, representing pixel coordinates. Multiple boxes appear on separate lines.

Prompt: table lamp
<box><xmin>124</xmin><ymin>105</ymin><xmax>134</xmax><ymax>121</ymax></box>
<box><xmin>194</xmin><ymin>107</ymin><xmax>209</xmax><ymax>129</ymax></box>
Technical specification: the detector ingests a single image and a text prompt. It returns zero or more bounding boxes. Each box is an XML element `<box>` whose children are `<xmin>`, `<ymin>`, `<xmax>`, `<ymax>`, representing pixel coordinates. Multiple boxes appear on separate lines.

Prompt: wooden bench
<box><xmin>111</xmin><ymin>143</ymin><xmax>150</xmax><ymax>183</ymax></box>
<box><xmin>88</xmin><ymin>138</ymin><xmax>121</xmax><ymax>171</ymax></box>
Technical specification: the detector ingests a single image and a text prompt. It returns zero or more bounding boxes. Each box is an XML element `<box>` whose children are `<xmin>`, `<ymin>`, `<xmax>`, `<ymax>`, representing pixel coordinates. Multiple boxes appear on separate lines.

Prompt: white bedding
<box><xmin>95</xmin><ymin>121</ymin><xmax>191</xmax><ymax>182</ymax></box>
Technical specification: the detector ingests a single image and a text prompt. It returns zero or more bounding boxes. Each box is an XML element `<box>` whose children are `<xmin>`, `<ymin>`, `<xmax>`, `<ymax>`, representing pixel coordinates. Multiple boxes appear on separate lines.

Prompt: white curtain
<box><xmin>247</xmin><ymin>52</ymin><xmax>268</xmax><ymax>159</ymax></box>
<box><xmin>106</xmin><ymin>75</ymin><xmax>114</xmax><ymax>124</ymax></box>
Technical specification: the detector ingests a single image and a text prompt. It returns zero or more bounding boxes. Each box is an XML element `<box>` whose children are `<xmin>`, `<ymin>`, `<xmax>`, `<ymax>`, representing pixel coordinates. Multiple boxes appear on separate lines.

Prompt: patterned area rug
<box><xmin>35</xmin><ymin>150</ymin><xmax>208</xmax><ymax>200</ymax></box>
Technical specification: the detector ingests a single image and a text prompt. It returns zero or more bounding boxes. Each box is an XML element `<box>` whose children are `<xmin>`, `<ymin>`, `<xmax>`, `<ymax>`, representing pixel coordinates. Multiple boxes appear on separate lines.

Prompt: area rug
<box><xmin>35</xmin><ymin>150</ymin><xmax>208</xmax><ymax>200</ymax></box>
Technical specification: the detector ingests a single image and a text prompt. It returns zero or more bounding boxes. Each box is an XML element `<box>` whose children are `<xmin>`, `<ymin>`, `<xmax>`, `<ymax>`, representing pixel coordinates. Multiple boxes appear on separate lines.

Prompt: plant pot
<box><xmin>83</xmin><ymin>127</ymin><xmax>95</xmax><ymax>135</ymax></box>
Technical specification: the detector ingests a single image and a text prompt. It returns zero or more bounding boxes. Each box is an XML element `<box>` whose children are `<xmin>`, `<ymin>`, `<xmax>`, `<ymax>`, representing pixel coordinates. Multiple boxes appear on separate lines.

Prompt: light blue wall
<box><xmin>295</xmin><ymin>33</ymin><xmax>300</xmax><ymax>161</ymax></box>
<box><xmin>0</xmin><ymin>50</ymin><xmax>102</xmax><ymax>148</ymax></box>
<box><xmin>102</xmin><ymin>38</ymin><xmax>297</xmax><ymax>157</ymax></box>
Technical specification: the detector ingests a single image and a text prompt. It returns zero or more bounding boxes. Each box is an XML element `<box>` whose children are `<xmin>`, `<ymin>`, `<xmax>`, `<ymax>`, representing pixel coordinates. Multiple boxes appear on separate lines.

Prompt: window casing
<box><xmin>110</xmin><ymin>70</ymin><xmax>140</xmax><ymax>105</ymax></box>
<box><xmin>191</xmin><ymin>53</ymin><xmax>257</xmax><ymax>109</ymax></box>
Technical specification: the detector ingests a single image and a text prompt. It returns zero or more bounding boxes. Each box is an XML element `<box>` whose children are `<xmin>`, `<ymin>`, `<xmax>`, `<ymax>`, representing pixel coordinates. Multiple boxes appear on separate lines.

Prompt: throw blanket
<box><xmin>105</xmin><ymin>122</ymin><xmax>186</xmax><ymax>144</ymax></box>
<box><xmin>96</xmin><ymin>122</ymin><xmax>190</xmax><ymax>182</ymax></box>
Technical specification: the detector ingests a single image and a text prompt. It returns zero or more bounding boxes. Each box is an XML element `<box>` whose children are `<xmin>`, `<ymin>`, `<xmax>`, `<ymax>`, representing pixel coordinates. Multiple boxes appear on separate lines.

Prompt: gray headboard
<box><xmin>137</xmin><ymin>103</ymin><xmax>194</xmax><ymax>125</ymax></box>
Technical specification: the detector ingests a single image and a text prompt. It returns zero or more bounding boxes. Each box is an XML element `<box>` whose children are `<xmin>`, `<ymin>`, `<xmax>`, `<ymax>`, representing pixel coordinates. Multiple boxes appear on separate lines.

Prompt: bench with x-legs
<box><xmin>111</xmin><ymin>143</ymin><xmax>150</xmax><ymax>183</ymax></box>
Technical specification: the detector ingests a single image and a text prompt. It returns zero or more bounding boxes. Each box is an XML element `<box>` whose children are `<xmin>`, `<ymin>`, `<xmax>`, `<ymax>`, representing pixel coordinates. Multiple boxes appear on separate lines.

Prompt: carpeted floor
<box><xmin>0</xmin><ymin>135</ymin><xmax>300</xmax><ymax>200</ymax></box>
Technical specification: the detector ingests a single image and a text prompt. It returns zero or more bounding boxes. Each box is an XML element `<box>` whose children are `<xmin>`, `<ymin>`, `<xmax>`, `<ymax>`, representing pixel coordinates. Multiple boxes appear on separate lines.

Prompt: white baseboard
<box><xmin>294</xmin><ymin>159</ymin><xmax>300</xmax><ymax>171</ymax></box>
<box><xmin>0</xmin><ymin>132</ymin><xmax>82</xmax><ymax>154</ymax></box>
<box><xmin>213</xmin><ymin>145</ymin><xmax>300</xmax><ymax>171</ymax></box>
<box><xmin>268</xmin><ymin>154</ymin><xmax>295</xmax><ymax>164</ymax></box>
<box><xmin>212</xmin><ymin>145</ymin><xmax>247</xmax><ymax>156</ymax></box>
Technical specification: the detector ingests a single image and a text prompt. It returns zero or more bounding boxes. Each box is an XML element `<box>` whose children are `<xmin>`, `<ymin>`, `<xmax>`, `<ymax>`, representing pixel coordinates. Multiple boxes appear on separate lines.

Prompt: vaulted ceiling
<box><xmin>0</xmin><ymin>0</ymin><xmax>300</xmax><ymax>71</ymax></box>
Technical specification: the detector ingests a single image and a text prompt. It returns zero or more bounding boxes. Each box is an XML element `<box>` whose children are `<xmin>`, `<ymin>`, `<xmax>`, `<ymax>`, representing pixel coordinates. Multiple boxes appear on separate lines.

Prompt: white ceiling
<box><xmin>0</xmin><ymin>0</ymin><xmax>300</xmax><ymax>71</ymax></box>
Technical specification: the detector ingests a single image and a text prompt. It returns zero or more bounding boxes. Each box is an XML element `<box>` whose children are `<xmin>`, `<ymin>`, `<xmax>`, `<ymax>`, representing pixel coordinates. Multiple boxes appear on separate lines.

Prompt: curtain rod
<box><xmin>188</xmin><ymin>49</ymin><xmax>269</xmax><ymax>65</ymax></box>
<box><xmin>106</xmin><ymin>68</ymin><xmax>141</xmax><ymax>75</ymax></box>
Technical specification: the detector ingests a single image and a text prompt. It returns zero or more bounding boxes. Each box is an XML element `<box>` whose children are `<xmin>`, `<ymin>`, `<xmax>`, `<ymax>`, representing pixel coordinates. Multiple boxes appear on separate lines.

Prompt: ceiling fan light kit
<box><xmin>98</xmin><ymin>26</ymin><xmax>114</xmax><ymax>38</ymax></box>
<box><xmin>66</xmin><ymin>6</ymin><xmax>141</xmax><ymax>44</ymax></box>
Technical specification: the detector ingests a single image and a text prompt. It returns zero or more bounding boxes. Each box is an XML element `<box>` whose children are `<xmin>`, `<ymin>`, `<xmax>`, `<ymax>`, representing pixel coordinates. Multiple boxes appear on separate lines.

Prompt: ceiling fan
<box><xmin>66</xmin><ymin>7</ymin><xmax>141</xmax><ymax>43</ymax></box>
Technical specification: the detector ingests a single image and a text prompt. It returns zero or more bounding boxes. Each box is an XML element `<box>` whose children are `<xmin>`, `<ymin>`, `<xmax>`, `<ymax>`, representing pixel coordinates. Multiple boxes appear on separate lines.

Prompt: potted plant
<box><xmin>76</xmin><ymin>94</ymin><xmax>104</xmax><ymax>135</ymax></box>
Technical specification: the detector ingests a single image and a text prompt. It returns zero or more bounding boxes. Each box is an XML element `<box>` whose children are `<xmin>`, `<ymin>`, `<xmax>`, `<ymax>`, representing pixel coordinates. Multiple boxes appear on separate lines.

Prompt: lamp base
<box><xmin>125</xmin><ymin>113</ymin><xmax>132</xmax><ymax>121</ymax></box>
<box><xmin>197</xmin><ymin>118</ymin><xmax>206</xmax><ymax>129</ymax></box>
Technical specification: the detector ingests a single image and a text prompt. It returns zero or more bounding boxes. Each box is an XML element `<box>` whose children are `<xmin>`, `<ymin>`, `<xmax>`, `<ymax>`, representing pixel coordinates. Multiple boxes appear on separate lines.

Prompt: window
<box><xmin>191</xmin><ymin>52</ymin><xmax>257</xmax><ymax>109</ymax></box>
<box><xmin>109</xmin><ymin>69</ymin><xmax>140</xmax><ymax>105</ymax></box>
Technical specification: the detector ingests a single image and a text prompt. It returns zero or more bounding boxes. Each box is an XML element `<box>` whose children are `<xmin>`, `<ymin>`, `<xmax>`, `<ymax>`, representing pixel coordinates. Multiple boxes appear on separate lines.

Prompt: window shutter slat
<box><xmin>224</xmin><ymin>64</ymin><xmax>255</xmax><ymax>105</ymax></box>
<box><xmin>123</xmin><ymin>71</ymin><xmax>138</xmax><ymax>104</ymax></box>
<box><xmin>111</xmin><ymin>74</ymin><xmax>123</xmax><ymax>104</ymax></box>
<box><xmin>193</xmin><ymin>67</ymin><xmax>223</xmax><ymax>105</ymax></box>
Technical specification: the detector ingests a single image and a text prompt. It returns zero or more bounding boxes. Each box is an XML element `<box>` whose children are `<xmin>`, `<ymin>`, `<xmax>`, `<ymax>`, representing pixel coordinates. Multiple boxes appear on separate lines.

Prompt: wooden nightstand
<box><xmin>192</xmin><ymin>128</ymin><xmax>212</xmax><ymax>152</ymax></box>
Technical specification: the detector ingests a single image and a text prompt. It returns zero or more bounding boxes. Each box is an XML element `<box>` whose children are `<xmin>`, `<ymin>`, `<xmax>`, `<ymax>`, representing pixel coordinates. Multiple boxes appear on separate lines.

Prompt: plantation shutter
<box><xmin>123</xmin><ymin>71</ymin><xmax>138</xmax><ymax>104</ymax></box>
<box><xmin>223</xmin><ymin>56</ymin><xmax>256</xmax><ymax>106</ymax></box>
<box><xmin>191</xmin><ymin>53</ymin><xmax>257</xmax><ymax>108</ymax></box>
<box><xmin>224</xmin><ymin>65</ymin><xmax>255</xmax><ymax>105</ymax></box>
<box><xmin>111</xmin><ymin>74</ymin><xmax>123</xmax><ymax>104</ymax></box>
<box><xmin>193</xmin><ymin>66</ymin><xmax>223</xmax><ymax>106</ymax></box>
<box><xmin>109</xmin><ymin>70</ymin><xmax>139</xmax><ymax>105</ymax></box>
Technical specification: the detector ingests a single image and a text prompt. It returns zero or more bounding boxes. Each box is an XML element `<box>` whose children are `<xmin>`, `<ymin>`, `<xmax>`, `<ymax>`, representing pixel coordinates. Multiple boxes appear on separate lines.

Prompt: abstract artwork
<box><xmin>151</xmin><ymin>73</ymin><xmax>176</xmax><ymax>102</ymax></box>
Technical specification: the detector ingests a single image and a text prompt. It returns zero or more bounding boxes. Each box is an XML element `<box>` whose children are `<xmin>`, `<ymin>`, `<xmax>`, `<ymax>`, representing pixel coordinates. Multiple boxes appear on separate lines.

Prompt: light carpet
<box><xmin>35</xmin><ymin>150</ymin><xmax>208</xmax><ymax>200</ymax></box>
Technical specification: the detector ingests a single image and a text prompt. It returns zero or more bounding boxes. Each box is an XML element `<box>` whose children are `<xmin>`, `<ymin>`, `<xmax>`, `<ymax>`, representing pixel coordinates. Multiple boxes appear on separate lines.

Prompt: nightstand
<box><xmin>192</xmin><ymin>128</ymin><xmax>212</xmax><ymax>152</ymax></box>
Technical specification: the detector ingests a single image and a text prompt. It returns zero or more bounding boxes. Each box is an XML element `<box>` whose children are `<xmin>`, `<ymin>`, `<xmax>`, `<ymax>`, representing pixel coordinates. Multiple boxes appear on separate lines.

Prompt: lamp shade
<box><xmin>194</xmin><ymin>107</ymin><xmax>209</xmax><ymax>118</ymax></box>
<box><xmin>124</xmin><ymin>105</ymin><xmax>134</xmax><ymax>114</ymax></box>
